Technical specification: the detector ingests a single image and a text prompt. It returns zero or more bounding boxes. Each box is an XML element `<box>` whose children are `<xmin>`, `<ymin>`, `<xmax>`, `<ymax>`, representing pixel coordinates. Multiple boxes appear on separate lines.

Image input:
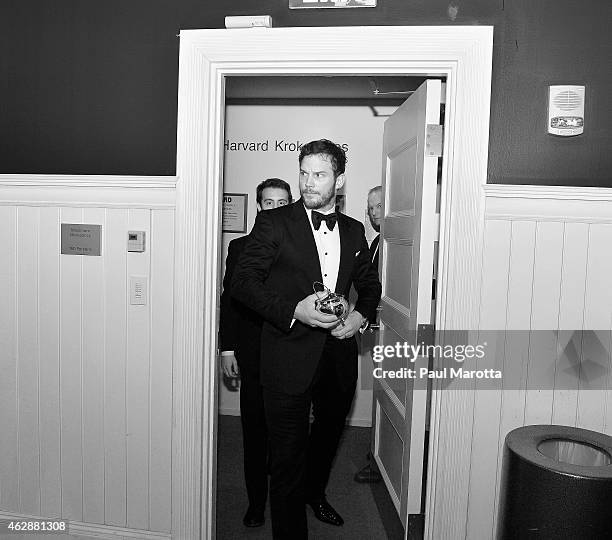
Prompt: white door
<box><xmin>372</xmin><ymin>79</ymin><xmax>442</xmax><ymax>532</ymax></box>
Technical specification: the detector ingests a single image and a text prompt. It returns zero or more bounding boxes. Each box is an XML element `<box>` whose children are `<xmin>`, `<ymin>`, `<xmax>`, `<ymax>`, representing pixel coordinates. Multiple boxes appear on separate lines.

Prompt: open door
<box><xmin>372</xmin><ymin>79</ymin><xmax>442</xmax><ymax>533</ymax></box>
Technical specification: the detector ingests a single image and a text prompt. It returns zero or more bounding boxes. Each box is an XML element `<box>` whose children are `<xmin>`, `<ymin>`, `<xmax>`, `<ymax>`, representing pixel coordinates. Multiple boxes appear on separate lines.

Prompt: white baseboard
<box><xmin>218</xmin><ymin>406</ymin><xmax>240</xmax><ymax>417</ymax></box>
<box><xmin>0</xmin><ymin>512</ymin><xmax>171</xmax><ymax>540</ymax></box>
<box><xmin>347</xmin><ymin>417</ymin><xmax>373</xmax><ymax>428</ymax></box>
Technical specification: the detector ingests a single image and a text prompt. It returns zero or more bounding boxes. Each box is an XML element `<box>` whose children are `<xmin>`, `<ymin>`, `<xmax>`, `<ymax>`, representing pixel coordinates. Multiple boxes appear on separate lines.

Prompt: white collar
<box><xmin>303</xmin><ymin>204</ymin><xmax>337</xmax><ymax>217</ymax></box>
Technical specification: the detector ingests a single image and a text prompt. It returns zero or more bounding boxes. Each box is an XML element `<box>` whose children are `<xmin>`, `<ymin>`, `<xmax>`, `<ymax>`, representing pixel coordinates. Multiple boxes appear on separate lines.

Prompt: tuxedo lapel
<box><xmin>369</xmin><ymin>234</ymin><xmax>380</xmax><ymax>262</ymax></box>
<box><xmin>335</xmin><ymin>213</ymin><xmax>354</xmax><ymax>294</ymax></box>
<box><xmin>290</xmin><ymin>201</ymin><xmax>322</xmax><ymax>284</ymax></box>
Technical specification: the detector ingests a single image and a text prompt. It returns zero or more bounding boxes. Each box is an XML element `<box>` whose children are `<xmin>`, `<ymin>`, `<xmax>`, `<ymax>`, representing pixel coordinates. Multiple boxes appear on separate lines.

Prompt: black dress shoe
<box><xmin>243</xmin><ymin>506</ymin><xmax>265</xmax><ymax>527</ymax></box>
<box><xmin>308</xmin><ymin>497</ymin><xmax>344</xmax><ymax>526</ymax></box>
<box><xmin>354</xmin><ymin>463</ymin><xmax>382</xmax><ymax>483</ymax></box>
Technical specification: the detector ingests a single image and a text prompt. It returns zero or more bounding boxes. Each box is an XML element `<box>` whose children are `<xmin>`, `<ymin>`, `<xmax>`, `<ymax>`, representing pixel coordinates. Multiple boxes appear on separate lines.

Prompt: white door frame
<box><xmin>174</xmin><ymin>26</ymin><xmax>493</xmax><ymax>540</ymax></box>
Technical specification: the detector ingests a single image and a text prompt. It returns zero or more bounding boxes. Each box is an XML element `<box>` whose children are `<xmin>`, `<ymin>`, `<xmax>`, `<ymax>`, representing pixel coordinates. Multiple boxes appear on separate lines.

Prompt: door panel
<box><xmin>384</xmin><ymin>240</ymin><xmax>414</xmax><ymax>310</ymax></box>
<box><xmin>387</xmin><ymin>140</ymin><xmax>418</xmax><ymax>214</ymax></box>
<box><xmin>377</xmin><ymin>404</ymin><xmax>404</xmax><ymax>505</ymax></box>
<box><xmin>378</xmin><ymin>324</ymin><xmax>408</xmax><ymax>410</ymax></box>
<box><xmin>372</xmin><ymin>79</ymin><xmax>442</xmax><ymax>531</ymax></box>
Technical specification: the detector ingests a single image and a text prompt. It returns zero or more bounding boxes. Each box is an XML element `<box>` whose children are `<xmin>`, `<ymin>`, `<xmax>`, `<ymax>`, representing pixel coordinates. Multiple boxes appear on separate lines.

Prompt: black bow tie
<box><xmin>311</xmin><ymin>211</ymin><xmax>337</xmax><ymax>231</ymax></box>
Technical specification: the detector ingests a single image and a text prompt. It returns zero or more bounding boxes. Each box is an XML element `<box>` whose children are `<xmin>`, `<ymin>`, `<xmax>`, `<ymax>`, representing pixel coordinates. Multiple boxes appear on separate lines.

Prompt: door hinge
<box><xmin>426</xmin><ymin>124</ymin><xmax>443</xmax><ymax>157</ymax></box>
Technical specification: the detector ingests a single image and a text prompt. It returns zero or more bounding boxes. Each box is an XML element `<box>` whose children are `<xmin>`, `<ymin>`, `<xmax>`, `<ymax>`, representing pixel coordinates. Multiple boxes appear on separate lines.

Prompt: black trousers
<box><xmin>237</xmin><ymin>356</ymin><xmax>268</xmax><ymax>513</ymax></box>
<box><xmin>263</xmin><ymin>338</ymin><xmax>357</xmax><ymax>540</ymax></box>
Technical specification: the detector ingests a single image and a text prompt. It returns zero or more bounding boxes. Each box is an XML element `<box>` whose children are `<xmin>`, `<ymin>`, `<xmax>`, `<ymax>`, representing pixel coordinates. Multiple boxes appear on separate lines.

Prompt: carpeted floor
<box><xmin>216</xmin><ymin>415</ymin><xmax>409</xmax><ymax>540</ymax></box>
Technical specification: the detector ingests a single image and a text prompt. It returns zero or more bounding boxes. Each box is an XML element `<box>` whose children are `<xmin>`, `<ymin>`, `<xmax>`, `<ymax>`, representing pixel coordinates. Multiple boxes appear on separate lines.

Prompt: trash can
<box><xmin>497</xmin><ymin>425</ymin><xmax>612</xmax><ymax>539</ymax></box>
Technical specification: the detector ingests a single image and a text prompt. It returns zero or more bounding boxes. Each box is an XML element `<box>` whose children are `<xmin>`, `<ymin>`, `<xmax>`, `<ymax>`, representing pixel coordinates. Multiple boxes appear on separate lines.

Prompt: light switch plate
<box><xmin>130</xmin><ymin>276</ymin><xmax>148</xmax><ymax>305</ymax></box>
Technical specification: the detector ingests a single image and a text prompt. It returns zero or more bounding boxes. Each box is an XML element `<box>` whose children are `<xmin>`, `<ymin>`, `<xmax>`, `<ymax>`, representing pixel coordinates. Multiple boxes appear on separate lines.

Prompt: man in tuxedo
<box><xmin>232</xmin><ymin>139</ymin><xmax>382</xmax><ymax>539</ymax></box>
<box><xmin>219</xmin><ymin>178</ymin><xmax>292</xmax><ymax>527</ymax></box>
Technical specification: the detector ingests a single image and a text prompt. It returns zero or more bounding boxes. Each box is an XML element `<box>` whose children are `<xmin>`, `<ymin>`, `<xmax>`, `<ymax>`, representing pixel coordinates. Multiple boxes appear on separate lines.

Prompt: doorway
<box><xmin>173</xmin><ymin>26</ymin><xmax>493</xmax><ymax>540</ymax></box>
<box><xmin>217</xmin><ymin>74</ymin><xmax>429</xmax><ymax>539</ymax></box>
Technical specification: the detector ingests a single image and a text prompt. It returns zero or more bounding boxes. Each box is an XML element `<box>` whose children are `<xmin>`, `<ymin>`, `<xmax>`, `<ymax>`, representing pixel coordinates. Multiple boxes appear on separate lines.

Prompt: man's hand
<box><xmin>221</xmin><ymin>353</ymin><xmax>240</xmax><ymax>378</ymax></box>
<box><xmin>294</xmin><ymin>293</ymin><xmax>340</xmax><ymax>328</ymax></box>
<box><xmin>331</xmin><ymin>310</ymin><xmax>365</xmax><ymax>340</ymax></box>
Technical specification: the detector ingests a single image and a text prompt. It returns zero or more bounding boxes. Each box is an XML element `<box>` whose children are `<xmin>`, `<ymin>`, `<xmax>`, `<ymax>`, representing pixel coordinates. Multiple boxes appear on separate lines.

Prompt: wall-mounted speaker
<box><xmin>548</xmin><ymin>85</ymin><xmax>585</xmax><ymax>136</ymax></box>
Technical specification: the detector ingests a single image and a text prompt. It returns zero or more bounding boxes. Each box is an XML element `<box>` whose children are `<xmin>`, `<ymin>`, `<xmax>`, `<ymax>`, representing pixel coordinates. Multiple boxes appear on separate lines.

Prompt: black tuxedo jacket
<box><xmin>218</xmin><ymin>235</ymin><xmax>263</xmax><ymax>374</ymax></box>
<box><xmin>231</xmin><ymin>200</ymin><xmax>382</xmax><ymax>394</ymax></box>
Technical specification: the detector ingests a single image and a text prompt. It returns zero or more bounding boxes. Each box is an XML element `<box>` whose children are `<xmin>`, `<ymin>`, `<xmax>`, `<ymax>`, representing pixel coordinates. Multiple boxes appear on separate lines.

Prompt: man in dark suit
<box><xmin>232</xmin><ymin>140</ymin><xmax>382</xmax><ymax>539</ymax></box>
<box><xmin>367</xmin><ymin>185</ymin><xmax>382</xmax><ymax>270</ymax></box>
<box><xmin>354</xmin><ymin>185</ymin><xmax>384</xmax><ymax>484</ymax></box>
<box><xmin>219</xmin><ymin>178</ymin><xmax>292</xmax><ymax>528</ymax></box>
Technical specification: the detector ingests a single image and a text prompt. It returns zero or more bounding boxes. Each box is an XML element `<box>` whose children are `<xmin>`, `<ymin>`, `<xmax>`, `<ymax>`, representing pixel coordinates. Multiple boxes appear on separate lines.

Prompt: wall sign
<box><xmin>222</xmin><ymin>193</ymin><xmax>248</xmax><ymax>233</ymax></box>
<box><xmin>289</xmin><ymin>0</ymin><xmax>376</xmax><ymax>9</ymax></box>
<box><xmin>61</xmin><ymin>223</ymin><xmax>102</xmax><ymax>256</ymax></box>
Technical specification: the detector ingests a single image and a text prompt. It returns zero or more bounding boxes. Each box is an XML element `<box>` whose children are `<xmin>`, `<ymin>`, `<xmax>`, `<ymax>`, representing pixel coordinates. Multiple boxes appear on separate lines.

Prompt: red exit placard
<box><xmin>289</xmin><ymin>0</ymin><xmax>376</xmax><ymax>8</ymax></box>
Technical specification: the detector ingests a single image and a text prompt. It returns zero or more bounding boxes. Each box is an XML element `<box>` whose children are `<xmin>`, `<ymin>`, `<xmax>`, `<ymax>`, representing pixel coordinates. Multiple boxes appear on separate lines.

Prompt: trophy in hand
<box><xmin>313</xmin><ymin>282</ymin><xmax>349</xmax><ymax>327</ymax></box>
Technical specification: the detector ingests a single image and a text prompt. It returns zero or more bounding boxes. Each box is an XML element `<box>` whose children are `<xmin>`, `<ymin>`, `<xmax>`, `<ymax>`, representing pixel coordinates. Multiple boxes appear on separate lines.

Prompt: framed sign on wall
<box><xmin>222</xmin><ymin>193</ymin><xmax>248</xmax><ymax>233</ymax></box>
<box><xmin>289</xmin><ymin>0</ymin><xmax>376</xmax><ymax>9</ymax></box>
<box><xmin>60</xmin><ymin>223</ymin><xmax>102</xmax><ymax>256</ymax></box>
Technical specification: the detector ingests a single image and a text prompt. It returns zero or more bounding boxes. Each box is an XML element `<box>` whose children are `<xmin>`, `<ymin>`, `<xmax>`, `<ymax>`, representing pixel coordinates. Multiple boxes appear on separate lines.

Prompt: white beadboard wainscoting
<box><xmin>3</xmin><ymin>177</ymin><xmax>612</xmax><ymax>540</ymax></box>
<box><xmin>464</xmin><ymin>184</ymin><xmax>612</xmax><ymax>539</ymax></box>
<box><xmin>0</xmin><ymin>175</ymin><xmax>176</xmax><ymax>539</ymax></box>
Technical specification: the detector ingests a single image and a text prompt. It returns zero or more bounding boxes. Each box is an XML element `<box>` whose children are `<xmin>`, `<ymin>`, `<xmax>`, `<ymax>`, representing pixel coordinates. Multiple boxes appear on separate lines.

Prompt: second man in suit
<box><xmin>219</xmin><ymin>178</ymin><xmax>293</xmax><ymax>527</ymax></box>
<box><xmin>354</xmin><ymin>184</ymin><xmax>384</xmax><ymax>484</ymax></box>
<box><xmin>367</xmin><ymin>185</ymin><xmax>382</xmax><ymax>269</ymax></box>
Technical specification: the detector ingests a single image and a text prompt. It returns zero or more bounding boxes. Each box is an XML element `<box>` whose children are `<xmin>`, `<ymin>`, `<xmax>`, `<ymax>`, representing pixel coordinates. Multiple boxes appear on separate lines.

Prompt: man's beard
<box><xmin>301</xmin><ymin>185</ymin><xmax>335</xmax><ymax>210</ymax></box>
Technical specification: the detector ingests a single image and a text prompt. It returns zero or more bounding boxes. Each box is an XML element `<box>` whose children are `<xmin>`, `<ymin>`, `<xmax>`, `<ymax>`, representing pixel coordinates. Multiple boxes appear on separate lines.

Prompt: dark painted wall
<box><xmin>1</xmin><ymin>1</ymin><xmax>610</xmax><ymax>186</ymax></box>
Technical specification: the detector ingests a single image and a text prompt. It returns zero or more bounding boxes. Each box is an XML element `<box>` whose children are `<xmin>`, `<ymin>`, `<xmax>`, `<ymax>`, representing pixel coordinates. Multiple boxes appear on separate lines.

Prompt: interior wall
<box><xmin>220</xmin><ymin>102</ymin><xmax>394</xmax><ymax>425</ymax></box>
<box><xmin>1</xmin><ymin>1</ymin><xmax>612</xmax><ymax>187</ymax></box>
<box><xmin>463</xmin><ymin>186</ymin><xmax>612</xmax><ymax>538</ymax></box>
<box><xmin>0</xmin><ymin>185</ymin><xmax>174</xmax><ymax>535</ymax></box>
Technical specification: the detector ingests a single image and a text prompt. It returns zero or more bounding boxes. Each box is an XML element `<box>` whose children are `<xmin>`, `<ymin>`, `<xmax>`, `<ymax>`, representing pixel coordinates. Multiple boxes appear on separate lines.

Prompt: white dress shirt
<box><xmin>304</xmin><ymin>206</ymin><xmax>341</xmax><ymax>293</ymax></box>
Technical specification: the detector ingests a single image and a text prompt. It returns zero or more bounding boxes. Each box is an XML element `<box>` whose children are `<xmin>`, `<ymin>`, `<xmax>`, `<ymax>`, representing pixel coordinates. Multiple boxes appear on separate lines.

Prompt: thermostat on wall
<box><xmin>127</xmin><ymin>231</ymin><xmax>146</xmax><ymax>252</ymax></box>
<box><xmin>548</xmin><ymin>85</ymin><xmax>585</xmax><ymax>136</ymax></box>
